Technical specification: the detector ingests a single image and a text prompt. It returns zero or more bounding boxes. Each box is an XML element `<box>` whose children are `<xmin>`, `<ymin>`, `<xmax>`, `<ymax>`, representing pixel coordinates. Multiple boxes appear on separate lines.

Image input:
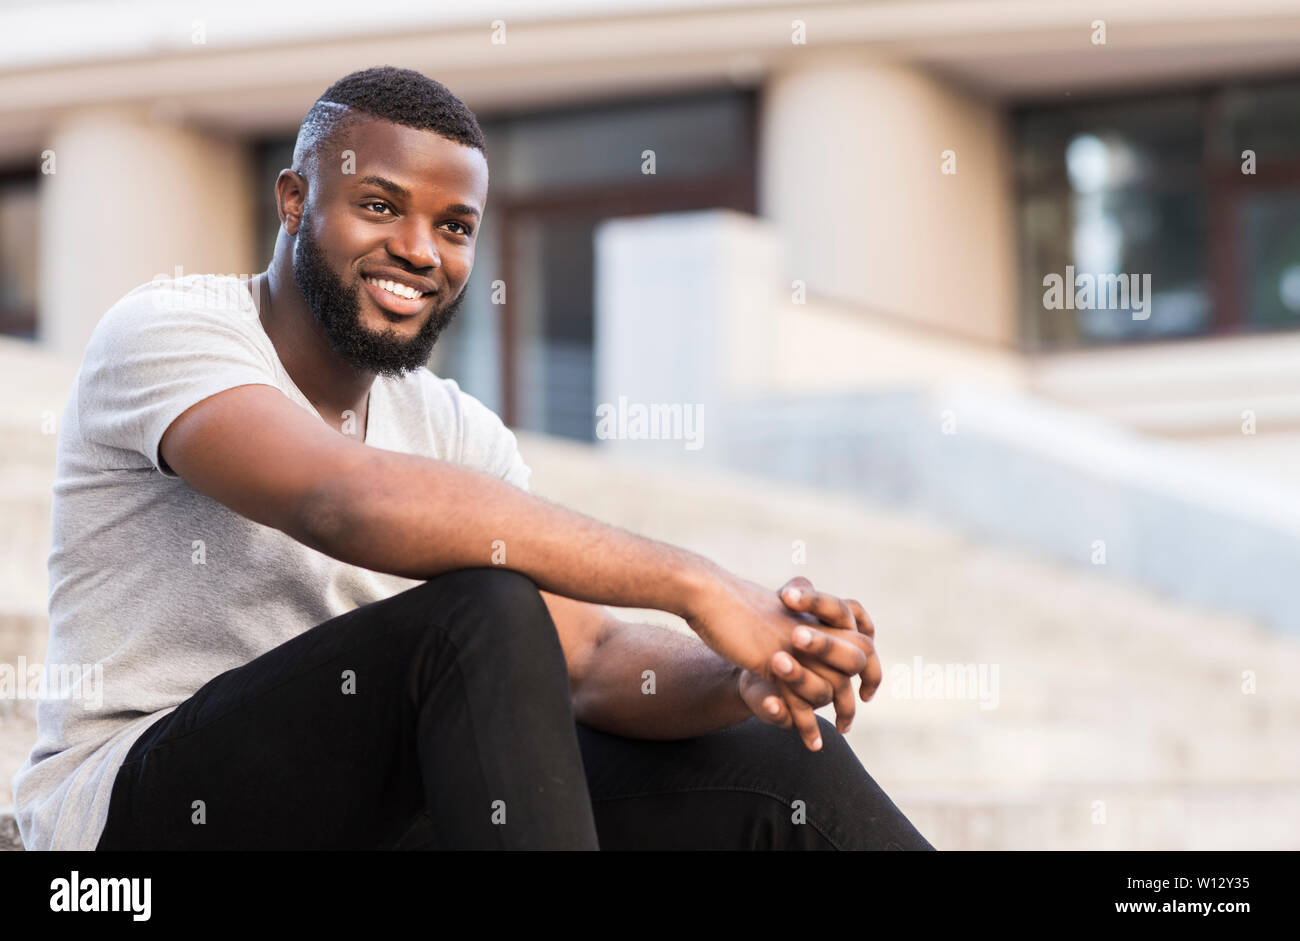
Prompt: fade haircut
<box><xmin>291</xmin><ymin>66</ymin><xmax>486</xmax><ymax>182</ymax></box>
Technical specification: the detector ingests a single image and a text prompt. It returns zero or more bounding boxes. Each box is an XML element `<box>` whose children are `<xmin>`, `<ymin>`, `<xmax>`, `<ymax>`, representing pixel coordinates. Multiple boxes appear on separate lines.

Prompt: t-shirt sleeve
<box><xmin>76</xmin><ymin>282</ymin><xmax>281</xmax><ymax>478</ymax></box>
<box><xmin>444</xmin><ymin>378</ymin><xmax>533</xmax><ymax>493</ymax></box>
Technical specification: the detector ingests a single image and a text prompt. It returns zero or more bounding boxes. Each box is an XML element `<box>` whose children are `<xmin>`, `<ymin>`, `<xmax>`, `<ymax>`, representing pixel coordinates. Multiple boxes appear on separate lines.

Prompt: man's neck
<box><xmin>253</xmin><ymin>268</ymin><xmax>374</xmax><ymax>430</ymax></box>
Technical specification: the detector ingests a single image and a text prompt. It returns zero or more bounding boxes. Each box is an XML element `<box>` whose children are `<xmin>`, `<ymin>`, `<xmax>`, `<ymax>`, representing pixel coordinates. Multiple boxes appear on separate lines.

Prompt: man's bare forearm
<box><xmin>573</xmin><ymin>619</ymin><xmax>752</xmax><ymax>738</ymax></box>
<box><xmin>302</xmin><ymin>447</ymin><xmax>726</xmax><ymax>618</ymax></box>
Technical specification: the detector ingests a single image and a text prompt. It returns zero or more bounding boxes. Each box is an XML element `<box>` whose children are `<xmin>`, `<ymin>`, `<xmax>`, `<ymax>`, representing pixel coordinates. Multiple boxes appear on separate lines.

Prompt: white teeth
<box><xmin>366</xmin><ymin>277</ymin><xmax>422</xmax><ymax>301</ymax></box>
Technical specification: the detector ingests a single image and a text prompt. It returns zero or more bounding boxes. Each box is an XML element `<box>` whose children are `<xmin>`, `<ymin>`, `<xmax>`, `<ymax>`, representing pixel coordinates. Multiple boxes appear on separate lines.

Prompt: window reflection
<box><xmin>1018</xmin><ymin>120</ymin><xmax>1208</xmax><ymax>348</ymax></box>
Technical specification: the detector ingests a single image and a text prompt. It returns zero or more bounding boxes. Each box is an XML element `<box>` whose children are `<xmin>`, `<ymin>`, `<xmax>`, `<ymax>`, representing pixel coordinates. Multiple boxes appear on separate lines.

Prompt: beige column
<box><xmin>759</xmin><ymin>56</ymin><xmax>1018</xmax><ymax>345</ymax></box>
<box><xmin>38</xmin><ymin>105</ymin><xmax>256</xmax><ymax>357</ymax></box>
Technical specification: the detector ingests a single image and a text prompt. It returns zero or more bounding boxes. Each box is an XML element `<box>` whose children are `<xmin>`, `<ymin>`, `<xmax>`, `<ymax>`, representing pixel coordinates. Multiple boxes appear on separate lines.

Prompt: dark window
<box><xmin>252</xmin><ymin>139</ymin><xmax>295</xmax><ymax>265</ymax></box>
<box><xmin>1014</xmin><ymin>76</ymin><xmax>1300</xmax><ymax>349</ymax></box>
<box><xmin>0</xmin><ymin>170</ymin><xmax>39</xmax><ymax>340</ymax></box>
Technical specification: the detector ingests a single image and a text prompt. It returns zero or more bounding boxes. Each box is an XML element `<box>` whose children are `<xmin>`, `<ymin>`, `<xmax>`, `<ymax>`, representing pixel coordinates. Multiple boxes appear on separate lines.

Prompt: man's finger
<box><xmin>843</xmin><ymin>601</ymin><xmax>880</xmax><ymax>701</ymax></box>
<box><xmin>782</xmin><ymin>583</ymin><xmax>857</xmax><ymax>634</ymax></box>
<box><xmin>770</xmin><ymin>650</ymin><xmax>835</xmax><ymax>708</ymax></box>
<box><xmin>790</xmin><ymin>623</ymin><xmax>879</xmax><ymax>706</ymax></box>
<box><xmin>789</xmin><ymin>624</ymin><xmax>868</xmax><ymax>675</ymax></box>
<box><xmin>804</xmin><ymin>620</ymin><xmax>879</xmax><ymax>703</ymax></box>
<box><xmin>779</xmin><ymin>575</ymin><xmax>815</xmax><ymax>597</ymax></box>
<box><xmin>860</xmin><ymin>642</ymin><xmax>883</xmax><ymax>702</ymax></box>
<box><xmin>778</xmin><ymin>679</ymin><xmax>824</xmax><ymax>751</ymax></box>
<box><xmin>738</xmin><ymin>670</ymin><xmax>793</xmax><ymax>728</ymax></box>
<box><xmin>766</xmin><ymin>695</ymin><xmax>793</xmax><ymax>728</ymax></box>
<box><xmin>845</xmin><ymin>599</ymin><xmax>875</xmax><ymax>639</ymax></box>
<box><xmin>790</xmin><ymin>650</ymin><xmax>857</xmax><ymax>733</ymax></box>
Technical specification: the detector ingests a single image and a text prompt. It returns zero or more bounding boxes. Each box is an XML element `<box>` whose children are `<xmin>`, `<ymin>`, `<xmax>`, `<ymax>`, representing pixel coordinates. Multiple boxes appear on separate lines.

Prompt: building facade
<box><xmin>4</xmin><ymin>0</ymin><xmax>1300</xmax><ymax>626</ymax></box>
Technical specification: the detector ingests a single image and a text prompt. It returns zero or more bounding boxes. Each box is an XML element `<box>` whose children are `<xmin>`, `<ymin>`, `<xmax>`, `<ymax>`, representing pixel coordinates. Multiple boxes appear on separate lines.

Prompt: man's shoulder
<box><xmin>76</xmin><ymin>273</ymin><xmax>276</xmax><ymax>408</ymax></box>
<box><xmin>100</xmin><ymin>274</ymin><xmax>259</xmax><ymax>327</ymax></box>
<box><xmin>86</xmin><ymin>274</ymin><xmax>264</xmax><ymax>355</ymax></box>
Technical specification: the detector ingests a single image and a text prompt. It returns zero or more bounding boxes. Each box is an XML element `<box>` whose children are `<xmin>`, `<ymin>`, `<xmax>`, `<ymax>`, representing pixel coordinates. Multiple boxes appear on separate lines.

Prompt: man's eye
<box><xmin>363</xmin><ymin>201</ymin><xmax>392</xmax><ymax>214</ymax></box>
<box><xmin>445</xmin><ymin>221</ymin><xmax>473</xmax><ymax>236</ymax></box>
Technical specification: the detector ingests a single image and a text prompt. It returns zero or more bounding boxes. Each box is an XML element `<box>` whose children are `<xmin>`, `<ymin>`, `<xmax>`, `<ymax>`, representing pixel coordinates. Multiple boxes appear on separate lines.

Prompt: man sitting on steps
<box><xmin>12</xmin><ymin>66</ymin><xmax>933</xmax><ymax>851</ymax></box>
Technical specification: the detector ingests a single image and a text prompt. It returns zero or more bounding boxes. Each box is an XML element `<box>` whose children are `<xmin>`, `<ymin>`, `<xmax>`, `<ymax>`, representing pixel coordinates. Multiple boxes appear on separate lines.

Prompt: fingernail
<box><xmin>811</xmin><ymin>736</ymin><xmax>822</xmax><ymax>750</ymax></box>
<box><xmin>793</xmin><ymin>626</ymin><xmax>812</xmax><ymax>646</ymax></box>
<box><xmin>786</xmin><ymin>588</ymin><xmax>802</xmax><ymax>603</ymax></box>
<box><xmin>774</xmin><ymin>652</ymin><xmax>794</xmax><ymax>673</ymax></box>
<box><xmin>765</xmin><ymin>698</ymin><xmax>780</xmax><ymax>715</ymax></box>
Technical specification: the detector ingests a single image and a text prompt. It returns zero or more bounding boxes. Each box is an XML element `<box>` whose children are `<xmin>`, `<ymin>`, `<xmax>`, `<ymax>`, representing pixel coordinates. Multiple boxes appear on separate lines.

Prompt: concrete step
<box><xmin>0</xmin><ymin>431</ymin><xmax>54</xmax><ymax>616</ymax></box>
<box><xmin>0</xmin><ymin>611</ymin><xmax>48</xmax><ymax>664</ymax></box>
<box><xmin>0</xmin><ymin>808</ymin><xmax>22</xmax><ymax>851</ymax></box>
<box><xmin>894</xmin><ymin>784</ymin><xmax>1300</xmax><ymax>850</ymax></box>
<box><xmin>853</xmin><ymin>717</ymin><xmax>1300</xmax><ymax>788</ymax></box>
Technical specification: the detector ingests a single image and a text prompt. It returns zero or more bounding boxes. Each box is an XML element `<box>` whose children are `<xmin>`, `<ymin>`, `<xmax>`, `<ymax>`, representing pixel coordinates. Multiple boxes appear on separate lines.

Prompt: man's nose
<box><xmin>388</xmin><ymin>219</ymin><xmax>441</xmax><ymax>270</ymax></box>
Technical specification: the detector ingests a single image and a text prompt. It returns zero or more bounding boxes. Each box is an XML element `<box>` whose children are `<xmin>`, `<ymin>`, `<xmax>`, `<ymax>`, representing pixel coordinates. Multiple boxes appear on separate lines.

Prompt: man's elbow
<box><xmin>294</xmin><ymin>479</ymin><xmax>354</xmax><ymax>555</ymax></box>
<box><xmin>561</xmin><ymin>611</ymin><xmax>619</xmax><ymax>725</ymax></box>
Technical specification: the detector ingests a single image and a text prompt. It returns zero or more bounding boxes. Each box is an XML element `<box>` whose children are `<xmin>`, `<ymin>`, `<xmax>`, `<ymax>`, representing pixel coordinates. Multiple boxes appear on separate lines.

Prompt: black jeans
<box><xmin>95</xmin><ymin>568</ymin><xmax>933</xmax><ymax>850</ymax></box>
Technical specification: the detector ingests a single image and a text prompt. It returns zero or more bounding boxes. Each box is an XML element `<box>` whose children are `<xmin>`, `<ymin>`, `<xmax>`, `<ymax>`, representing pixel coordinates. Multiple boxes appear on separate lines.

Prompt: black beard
<box><xmin>291</xmin><ymin>209</ymin><xmax>464</xmax><ymax>378</ymax></box>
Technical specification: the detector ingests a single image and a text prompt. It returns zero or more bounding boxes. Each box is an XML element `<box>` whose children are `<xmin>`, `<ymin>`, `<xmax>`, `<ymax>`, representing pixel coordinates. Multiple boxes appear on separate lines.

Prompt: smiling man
<box><xmin>12</xmin><ymin>67</ymin><xmax>932</xmax><ymax>851</ymax></box>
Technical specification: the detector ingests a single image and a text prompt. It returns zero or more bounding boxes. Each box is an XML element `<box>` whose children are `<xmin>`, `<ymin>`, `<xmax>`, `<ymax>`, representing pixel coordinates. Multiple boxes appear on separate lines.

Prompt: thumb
<box><xmin>778</xmin><ymin>576</ymin><xmax>814</xmax><ymax>609</ymax></box>
<box><xmin>738</xmin><ymin>671</ymin><xmax>792</xmax><ymax>728</ymax></box>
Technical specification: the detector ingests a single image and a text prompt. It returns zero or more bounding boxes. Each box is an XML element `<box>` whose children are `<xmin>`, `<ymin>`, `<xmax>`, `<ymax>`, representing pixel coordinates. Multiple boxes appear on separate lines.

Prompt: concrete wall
<box><xmin>38</xmin><ymin>106</ymin><xmax>257</xmax><ymax>358</ymax></box>
<box><xmin>594</xmin><ymin>209</ymin><xmax>780</xmax><ymax>462</ymax></box>
<box><xmin>759</xmin><ymin>57</ymin><xmax>1018</xmax><ymax>345</ymax></box>
<box><xmin>1030</xmin><ymin>332</ymin><xmax>1300</xmax><ymax>486</ymax></box>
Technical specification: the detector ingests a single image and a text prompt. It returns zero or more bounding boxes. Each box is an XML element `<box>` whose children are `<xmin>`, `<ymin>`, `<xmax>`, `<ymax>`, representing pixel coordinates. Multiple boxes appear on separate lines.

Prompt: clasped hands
<box><xmin>685</xmin><ymin>573</ymin><xmax>880</xmax><ymax>752</ymax></box>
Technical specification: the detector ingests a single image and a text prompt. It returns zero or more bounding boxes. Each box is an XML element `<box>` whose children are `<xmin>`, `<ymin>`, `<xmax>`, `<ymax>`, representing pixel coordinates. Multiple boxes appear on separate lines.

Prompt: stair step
<box><xmin>893</xmin><ymin>784</ymin><xmax>1300</xmax><ymax>850</ymax></box>
<box><xmin>0</xmin><ymin>611</ymin><xmax>48</xmax><ymax>664</ymax></box>
<box><xmin>0</xmin><ymin>808</ymin><xmax>22</xmax><ymax>851</ymax></box>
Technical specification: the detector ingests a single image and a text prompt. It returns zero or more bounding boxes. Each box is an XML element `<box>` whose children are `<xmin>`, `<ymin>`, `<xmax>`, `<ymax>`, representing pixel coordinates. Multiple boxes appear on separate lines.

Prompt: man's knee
<box><xmin>724</xmin><ymin>715</ymin><xmax>869</xmax><ymax>805</ymax></box>
<box><xmin>402</xmin><ymin>567</ymin><xmax>562</xmax><ymax>664</ymax></box>
<box><xmin>743</xmin><ymin>716</ymin><xmax>932</xmax><ymax>850</ymax></box>
<box><xmin>427</xmin><ymin>566</ymin><xmax>549</xmax><ymax>615</ymax></box>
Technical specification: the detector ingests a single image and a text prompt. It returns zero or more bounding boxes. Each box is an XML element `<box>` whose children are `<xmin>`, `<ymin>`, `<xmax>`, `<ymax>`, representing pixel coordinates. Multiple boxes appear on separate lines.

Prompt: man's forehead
<box><xmin>327</xmin><ymin>116</ymin><xmax>487</xmax><ymax>200</ymax></box>
<box><xmin>341</xmin><ymin>116</ymin><xmax>484</xmax><ymax>167</ymax></box>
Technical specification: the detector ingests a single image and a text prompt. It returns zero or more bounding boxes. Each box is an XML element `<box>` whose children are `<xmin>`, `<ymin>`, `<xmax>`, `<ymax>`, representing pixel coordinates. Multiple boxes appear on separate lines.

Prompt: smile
<box><xmin>362</xmin><ymin>276</ymin><xmax>432</xmax><ymax>316</ymax></box>
<box><xmin>364</xmin><ymin>276</ymin><xmax>425</xmax><ymax>300</ymax></box>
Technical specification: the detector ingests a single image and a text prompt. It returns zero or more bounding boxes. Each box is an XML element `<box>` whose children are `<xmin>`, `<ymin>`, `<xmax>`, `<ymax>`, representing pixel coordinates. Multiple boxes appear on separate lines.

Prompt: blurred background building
<box><xmin>3</xmin><ymin>0</ymin><xmax>1300</xmax><ymax>850</ymax></box>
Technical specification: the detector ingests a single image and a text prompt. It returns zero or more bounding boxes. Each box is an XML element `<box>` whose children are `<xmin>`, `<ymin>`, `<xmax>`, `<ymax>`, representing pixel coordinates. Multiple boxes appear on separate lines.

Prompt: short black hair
<box><xmin>292</xmin><ymin>66</ymin><xmax>486</xmax><ymax>179</ymax></box>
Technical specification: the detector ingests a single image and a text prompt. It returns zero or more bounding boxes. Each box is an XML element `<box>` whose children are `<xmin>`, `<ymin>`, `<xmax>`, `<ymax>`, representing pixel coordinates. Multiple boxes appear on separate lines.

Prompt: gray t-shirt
<box><xmin>11</xmin><ymin>273</ymin><xmax>532</xmax><ymax>851</ymax></box>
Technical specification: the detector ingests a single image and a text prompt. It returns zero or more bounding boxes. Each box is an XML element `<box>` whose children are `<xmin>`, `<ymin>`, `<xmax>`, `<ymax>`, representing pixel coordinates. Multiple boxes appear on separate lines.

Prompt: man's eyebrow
<box><xmin>445</xmin><ymin>202</ymin><xmax>481</xmax><ymax>220</ymax></box>
<box><xmin>354</xmin><ymin>175</ymin><xmax>481</xmax><ymax>219</ymax></box>
<box><xmin>355</xmin><ymin>175</ymin><xmax>409</xmax><ymax>199</ymax></box>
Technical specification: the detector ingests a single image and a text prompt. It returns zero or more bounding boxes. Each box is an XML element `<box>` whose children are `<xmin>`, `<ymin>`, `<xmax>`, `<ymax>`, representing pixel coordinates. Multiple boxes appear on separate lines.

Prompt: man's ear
<box><xmin>275</xmin><ymin>168</ymin><xmax>308</xmax><ymax>236</ymax></box>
